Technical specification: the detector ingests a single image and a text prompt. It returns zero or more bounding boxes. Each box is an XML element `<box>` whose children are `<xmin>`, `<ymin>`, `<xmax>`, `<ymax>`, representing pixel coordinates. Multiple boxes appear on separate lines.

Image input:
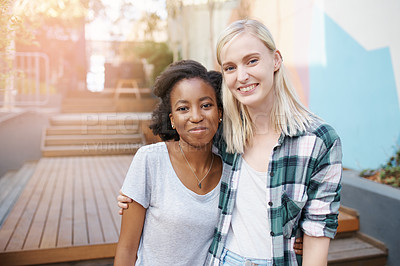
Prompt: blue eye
<box><xmin>249</xmin><ymin>58</ymin><xmax>258</xmax><ymax>64</ymax></box>
<box><xmin>224</xmin><ymin>66</ymin><xmax>235</xmax><ymax>72</ymax></box>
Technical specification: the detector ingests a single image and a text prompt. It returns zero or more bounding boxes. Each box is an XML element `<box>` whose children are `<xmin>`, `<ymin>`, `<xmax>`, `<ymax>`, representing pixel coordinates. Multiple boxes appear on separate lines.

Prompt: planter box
<box><xmin>341</xmin><ymin>170</ymin><xmax>400</xmax><ymax>266</ymax></box>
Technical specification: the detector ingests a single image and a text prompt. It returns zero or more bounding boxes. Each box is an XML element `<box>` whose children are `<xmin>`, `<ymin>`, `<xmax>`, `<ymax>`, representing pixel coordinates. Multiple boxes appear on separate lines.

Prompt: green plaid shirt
<box><xmin>206</xmin><ymin>120</ymin><xmax>342</xmax><ymax>266</ymax></box>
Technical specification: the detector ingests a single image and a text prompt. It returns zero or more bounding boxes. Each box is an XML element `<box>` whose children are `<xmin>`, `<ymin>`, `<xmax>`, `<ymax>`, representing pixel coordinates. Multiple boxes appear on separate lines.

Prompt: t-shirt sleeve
<box><xmin>121</xmin><ymin>147</ymin><xmax>152</xmax><ymax>209</ymax></box>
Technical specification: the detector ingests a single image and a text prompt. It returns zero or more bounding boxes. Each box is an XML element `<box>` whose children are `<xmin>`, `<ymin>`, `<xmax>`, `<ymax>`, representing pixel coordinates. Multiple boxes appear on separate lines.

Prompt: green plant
<box><xmin>360</xmin><ymin>148</ymin><xmax>400</xmax><ymax>188</ymax></box>
<box><xmin>380</xmin><ymin>149</ymin><xmax>400</xmax><ymax>187</ymax></box>
<box><xmin>136</xmin><ymin>41</ymin><xmax>173</xmax><ymax>83</ymax></box>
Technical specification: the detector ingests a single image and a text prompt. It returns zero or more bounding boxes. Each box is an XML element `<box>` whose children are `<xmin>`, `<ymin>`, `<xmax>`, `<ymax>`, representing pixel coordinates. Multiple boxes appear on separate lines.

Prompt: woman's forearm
<box><xmin>114</xmin><ymin>246</ymin><xmax>137</xmax><ymax>266</ymax></box>
<box><xmin>114</xmin><ymin>200</ymin><xmax>146</xmax><ymax>266</ymax></box>
<box><xmin>302</xmin><ymin>234</ymin><xmax>330</xmax><ymax>266</ymax></box>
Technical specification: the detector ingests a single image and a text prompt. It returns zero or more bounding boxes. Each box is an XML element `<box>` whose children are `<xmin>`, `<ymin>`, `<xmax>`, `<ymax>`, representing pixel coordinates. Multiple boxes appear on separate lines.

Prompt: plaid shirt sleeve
<box><xmin>300</xmin><ymin>124</ymin><xmax>343</xmax><ymax>239</ymax></box>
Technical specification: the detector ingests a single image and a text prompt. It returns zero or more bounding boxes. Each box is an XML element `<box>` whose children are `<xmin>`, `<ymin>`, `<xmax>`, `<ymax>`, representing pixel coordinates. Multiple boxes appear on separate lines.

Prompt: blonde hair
<box><xmin>216</xmin><ymin>19</ymin><xmax>315</xmax><ymax>154</ymax></box>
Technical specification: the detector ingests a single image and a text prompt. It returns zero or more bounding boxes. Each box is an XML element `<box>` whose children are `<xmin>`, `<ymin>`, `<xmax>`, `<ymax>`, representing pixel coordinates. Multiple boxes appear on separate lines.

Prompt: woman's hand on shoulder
<box><xmin>118</xmin><ymin>189</ymin><xmax>133</xmax><ymax>215</ymax></box>
<box><xmin>294</xmin><ymin>236</ymin><xmax>303</xmax><ymax>255</ymax></box>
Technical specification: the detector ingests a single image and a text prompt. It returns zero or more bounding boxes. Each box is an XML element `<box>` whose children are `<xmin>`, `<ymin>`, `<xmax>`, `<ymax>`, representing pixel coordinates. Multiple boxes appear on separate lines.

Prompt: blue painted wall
<box><xmin>309</xmin><ymin>14</ymin><xmax>400</xmax><ymax>170</ymax></box>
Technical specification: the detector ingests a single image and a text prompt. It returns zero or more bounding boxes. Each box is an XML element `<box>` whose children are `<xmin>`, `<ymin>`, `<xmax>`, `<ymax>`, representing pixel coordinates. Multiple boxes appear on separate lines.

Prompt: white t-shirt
<box><xmin>121</xmin><ymin>142</ymin><xmax>221</xmax><ymax>266</ymax></box>
<box><xmin>225</xmin><ymin>158</ymin><xmax>273</xmax><ymax>259</ymax></box>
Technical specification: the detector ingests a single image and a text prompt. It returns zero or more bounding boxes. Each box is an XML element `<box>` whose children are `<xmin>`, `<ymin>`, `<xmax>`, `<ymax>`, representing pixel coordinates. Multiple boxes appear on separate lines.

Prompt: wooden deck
<box><xmin>0</xmin><ymin>153</ymin><xmax>386</xmax><ymax>265</ymax></box>
<box><xmin>0</xmin><ymin>155</ymin><xmax>133</xmax><ymax>265</ymax></box>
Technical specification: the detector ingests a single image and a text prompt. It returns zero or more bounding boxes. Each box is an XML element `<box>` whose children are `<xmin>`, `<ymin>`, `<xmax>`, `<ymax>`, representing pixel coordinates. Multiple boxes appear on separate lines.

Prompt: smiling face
<box><xmin>220</xmin><ymin>32</ymin><xmax>281</xmax><ymax>112</ymax></box>
<box><xmin>169</xmin><ymin>78</ymin><xmax>221</xmax><ymax>148</ymax></box>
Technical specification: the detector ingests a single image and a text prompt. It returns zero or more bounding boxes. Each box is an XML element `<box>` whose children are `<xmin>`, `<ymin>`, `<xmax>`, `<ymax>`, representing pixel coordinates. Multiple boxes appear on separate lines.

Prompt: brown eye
<box><xmin>176</xmin><ymin>106</ymin><xmax>188</xmax><ymax>112</ymax></box>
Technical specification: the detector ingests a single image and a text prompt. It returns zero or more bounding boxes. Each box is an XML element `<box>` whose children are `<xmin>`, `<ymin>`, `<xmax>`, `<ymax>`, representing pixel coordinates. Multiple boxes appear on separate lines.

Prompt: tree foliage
<box><xmin>120</xmin><ymin>9</ymin><xmax>172</xmax><ymax>84</ymax></box>
<box><xmin>0</xmin><ymin>0</ymin><xmax>105</xmax><ymax>86</ymax></box>
<box><xmin>137</xmin><ymin>41</ymin><xmax>173</xmax><ymax>83</ymax></box>
<box><xmin>0</xmin><ymin>0</ymin><xmax>31</xmax><ymax>51</ymax></box>
<box><xmin>139</xmin><ymin>12</ymin><xmax>162</xmax><ymax>41</ymax></box>
<box><xmin>0</xmin><ymin>0</ymin><xmax>105</xmax><ymax>49</ymax></box>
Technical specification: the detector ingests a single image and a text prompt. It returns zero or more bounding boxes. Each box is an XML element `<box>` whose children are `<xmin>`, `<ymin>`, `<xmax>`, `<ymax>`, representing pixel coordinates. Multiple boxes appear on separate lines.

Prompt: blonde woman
<box><xmin>205</xmin><ymin>19</ymin><xmax>342</xmax><ymax>266</ymax></box>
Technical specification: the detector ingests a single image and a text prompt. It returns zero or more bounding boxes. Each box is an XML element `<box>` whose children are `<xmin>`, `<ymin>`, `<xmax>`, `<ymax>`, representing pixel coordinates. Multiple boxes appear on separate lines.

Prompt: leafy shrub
<box><xmin>360</xmin><ymin>148</ymin><xmax>400</xmax><ymax>188</ymax></box>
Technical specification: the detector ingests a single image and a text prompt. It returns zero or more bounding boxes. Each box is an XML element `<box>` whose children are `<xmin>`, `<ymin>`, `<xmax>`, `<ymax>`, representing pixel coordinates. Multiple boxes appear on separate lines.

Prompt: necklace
<box><xmin>178</xmin><ymin>141</ymin><xmax>214</xmax><ymax>188</ymax></box>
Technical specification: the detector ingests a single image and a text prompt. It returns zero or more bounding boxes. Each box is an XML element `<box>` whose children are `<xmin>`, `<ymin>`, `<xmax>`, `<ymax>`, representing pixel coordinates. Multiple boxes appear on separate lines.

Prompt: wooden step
<box><xmin>49</xmin><ymin>113</ymin><xmax>151</xmax><ymax>126</ymax></box>
<box><xmin>61</xmin><ymin>105</ymin><xmax>117</xmax><ymax>113</ymax></box>
<box><xmin>42</xmin><ymin>143</ymin><xmax>143</xmax><ymax>157</ymax></box>
<box><xmin>46</xmin><ymin>125</ymin><xmax>140</xmax><ymax>135</ymax></box>
<box><xmin>116</xmin><ymin>98</ymin><xmax>159</xmax><ymax>112</ymax></box>
<box><xmin>65</xmin><ymin>90</ymin><xmax>115</xmax><ymax>98</ymax></box>
<box><xmin>328</xmin><ymin>206</ymin><xmax>387</xmax><ymax>265</ymax></box>
<box><xmin>44</xmin><ymin>134</ymin><xmax>144</xmax><ymax>146</ymax></box>
<box><xmin>337</xmin><ymin>206</ymin><xmax>359</xmax><ymax>234</ymax></box>
<box><xmin>328</xmin><ymin>232</ymin><xmax>387</xmax><ymax>265</ymax></box>
<box><xmin>0</xmin><ymin>162</ymin><xmax>37</xmax><ymax>227</ymax></box>
<box><xmin>62</xmin><ymin>98</ymin><xmax>115</xmax><ymax>105</ymax></box>
<box><xmin>61</xmin><ymin>95</ymin><xmax>117</xmax><ymax>113</ymax></box>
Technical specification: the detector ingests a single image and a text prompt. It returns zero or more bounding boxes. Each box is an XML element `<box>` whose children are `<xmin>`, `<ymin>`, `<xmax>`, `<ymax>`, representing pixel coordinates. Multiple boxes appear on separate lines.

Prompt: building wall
<box><xmin>179</xmin><ymin>0</ymin><xmax>400</xmax><ymax>170</ymax></box>
<box><xmin>249</xmin><ymin>0</ymin><xmax>400</xmax><ymax>170</ymax></box>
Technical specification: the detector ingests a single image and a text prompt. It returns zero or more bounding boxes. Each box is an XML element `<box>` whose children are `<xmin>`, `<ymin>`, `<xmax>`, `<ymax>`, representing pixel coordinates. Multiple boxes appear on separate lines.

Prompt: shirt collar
<box><xmin>277</xmin><ymin>129</ymin><xmax>306</xmax><ymax>146</ymax></box>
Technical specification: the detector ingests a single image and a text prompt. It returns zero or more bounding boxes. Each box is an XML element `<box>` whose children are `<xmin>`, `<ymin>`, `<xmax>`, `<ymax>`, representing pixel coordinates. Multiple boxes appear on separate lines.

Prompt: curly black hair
<box><xmin>149</xmin><ymin>60</ymin><xmax>223</xmax><ymax>141</ymax></box>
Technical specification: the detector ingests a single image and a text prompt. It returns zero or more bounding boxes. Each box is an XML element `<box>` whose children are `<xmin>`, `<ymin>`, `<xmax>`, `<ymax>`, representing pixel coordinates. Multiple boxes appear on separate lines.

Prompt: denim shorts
<box><xmin>220</xmin><ymin>248</ymin><xmax>273</xmax><ymax>266</ymax></box>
